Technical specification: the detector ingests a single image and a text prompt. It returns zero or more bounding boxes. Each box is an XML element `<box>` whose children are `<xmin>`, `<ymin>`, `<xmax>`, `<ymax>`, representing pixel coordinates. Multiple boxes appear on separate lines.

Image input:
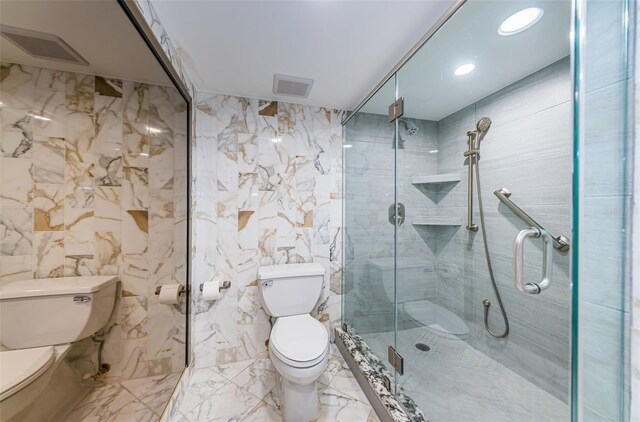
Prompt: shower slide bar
<box><xmin>494</xmin><ymin>187</ymin><xmax>570</xmax><ymax>253</ymax></box>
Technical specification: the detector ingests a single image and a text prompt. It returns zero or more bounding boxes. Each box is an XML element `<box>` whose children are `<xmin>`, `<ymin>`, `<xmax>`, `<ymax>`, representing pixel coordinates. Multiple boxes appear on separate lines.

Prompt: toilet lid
<box><xmin>270</xmin><ymin>315</ymin><xmax>329</xmax><ymax>363</ymax></box>
<box><xmin>0</xmin><ymin>346</ymin><xmax>55</xmax><ymax>401</ymax></box>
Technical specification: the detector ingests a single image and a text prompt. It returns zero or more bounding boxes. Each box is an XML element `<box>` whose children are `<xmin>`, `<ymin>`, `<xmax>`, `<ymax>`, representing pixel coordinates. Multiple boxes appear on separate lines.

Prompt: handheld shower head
<box><xmin>476</xmin><ymin>117</ymin><xmax>492</xmax><ymax>133</ymax></box>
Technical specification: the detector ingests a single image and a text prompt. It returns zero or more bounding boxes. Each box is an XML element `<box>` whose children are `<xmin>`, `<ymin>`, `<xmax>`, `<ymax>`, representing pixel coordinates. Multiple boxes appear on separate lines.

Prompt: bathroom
<box><xmin>0</xmin><ymin>0</ymin><xmax>637</xmax><ymax>421</ymax></box>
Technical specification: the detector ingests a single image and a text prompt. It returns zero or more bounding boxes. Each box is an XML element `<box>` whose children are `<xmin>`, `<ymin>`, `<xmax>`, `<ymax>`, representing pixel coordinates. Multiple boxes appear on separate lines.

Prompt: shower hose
<box><xmin>474</xmin><ymin>152</ymin><xmax>510</xmax><ymax>338</ymax></box>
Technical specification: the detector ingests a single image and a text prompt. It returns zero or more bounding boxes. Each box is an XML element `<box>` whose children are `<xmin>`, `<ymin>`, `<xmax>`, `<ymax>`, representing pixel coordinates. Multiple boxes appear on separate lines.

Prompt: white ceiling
<box><xmin>0</xmin><ymin>0</ymin><xmax>171</xmax><ymax>86</ymax></box>
<box><xmin>360</xmin><ymin>0</ymin><xmax>571</xmax><ymax>121</ymax></box>
<box><xmin>149</xmin><ymin>0</ymin><xmax>457</xmax><ymax>110</ymax></box>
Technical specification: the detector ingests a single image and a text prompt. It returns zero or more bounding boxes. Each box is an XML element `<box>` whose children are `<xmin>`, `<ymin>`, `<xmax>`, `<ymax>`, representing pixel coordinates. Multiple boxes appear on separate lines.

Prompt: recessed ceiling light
<box><xmin>343</xmin><ymin>144</ymin><xmax>353</xmax><ymax>148</ymax></box>
<box><xmin>454</xmin><ymin>63</ymin><xmax>475</xmax><ymax>76</ymax></box>
<box><xmin>498</xmin><ymin>7</ymin><xmax>544</xmax><ymax>36</ymax></box>
<box><xmin>271</xmin><ymin>138</ymin><xmax>282</xmax><ymax>143</ymax></box>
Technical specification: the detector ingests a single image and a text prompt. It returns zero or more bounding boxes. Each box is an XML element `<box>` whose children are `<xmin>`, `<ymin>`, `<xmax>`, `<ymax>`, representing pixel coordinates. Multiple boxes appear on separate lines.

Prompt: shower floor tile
<box><xmin>366</xmin><ymin>327</ymin><xmax>569</xmax><ymax>422</ymax></box>
<box><xmin>174</xmin><ymin>345</ymin><xmax>380</xmax><ymax>422</ymax></box>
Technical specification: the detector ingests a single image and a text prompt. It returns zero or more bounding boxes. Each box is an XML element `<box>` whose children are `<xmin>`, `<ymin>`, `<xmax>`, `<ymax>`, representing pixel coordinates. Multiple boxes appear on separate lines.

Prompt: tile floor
<box><xmin>174</xmin><ymin>344</ymin><xmax>379</xmax><ymax>422</ymax></box>
<box><xmin>63</xmin><ymin>345</ymin><xmax>379</xmax><ymax>421</ymax></box>
<box><xmin>65</xmin><ymin>373</ymin><xmax>181</xmax><ymax>422</ymax></box>
<box><xmin>367</xmin><ymin>327</ymin><xmax>568</xmax><ymax>422</ymax></box>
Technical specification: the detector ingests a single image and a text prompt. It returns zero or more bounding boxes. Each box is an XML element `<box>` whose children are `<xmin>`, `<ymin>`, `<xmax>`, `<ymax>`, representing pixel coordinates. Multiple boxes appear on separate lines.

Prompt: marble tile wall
<box><xmin>0</xmin><ymin>63</ymin><xmax>187</xmax><ymax>380</ymax></box>
<box><xmin>192</xmin><ymin>93</ymin><xmax>344</xmax><ymax>368</ymax></box>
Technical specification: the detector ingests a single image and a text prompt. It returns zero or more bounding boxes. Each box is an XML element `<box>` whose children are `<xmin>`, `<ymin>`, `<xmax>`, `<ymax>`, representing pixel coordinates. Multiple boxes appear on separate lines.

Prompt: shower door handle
<box><xmin>513</xmin><ymin>228</ymin><xmax>553</xmax><ymax>295</ymax></box>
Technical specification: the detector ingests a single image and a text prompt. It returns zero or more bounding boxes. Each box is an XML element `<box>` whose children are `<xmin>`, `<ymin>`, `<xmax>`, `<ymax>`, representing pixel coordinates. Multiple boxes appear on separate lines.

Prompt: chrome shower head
<box><xmin>399</xmin><ymin>118</ymin><xmax>419</xmax><ymax>136</ymax></box>
<box><xmin>476</xmin><ymin>117</ymin><xmax>492</xmax><ymax>133</ymax></box>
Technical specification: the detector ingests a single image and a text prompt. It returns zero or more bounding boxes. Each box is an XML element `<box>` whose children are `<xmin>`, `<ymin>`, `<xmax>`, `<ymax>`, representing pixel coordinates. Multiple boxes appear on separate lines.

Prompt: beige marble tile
<box><xmin>0</xmin><ymin>63</ymin><xmax>34</xmax><ymax>110</ymax></box>
<box><xmin>65</xmin><ymin>111</ymin><xmax>95</xmax><ymax>163</ymax></box>
<box><xmin>0</xmin><ymin>158</ymin><xmax>33</xmax><ymax>207</ymax></box>
<box><xmin>66</xmin><ymin>72</ymin><xmax>94</xmax><ymax>114</ymax></box>
<box><xmin>1</xmin><ymin>108</ymin><xmax>34</xmax><ymax>158</ymax></box>
<box><xmin>34</xmin><ymin>68</ymin><xmax>65</xmax><ymax>91</ymax></box>
<box><xmin>122</xmin><ymin>210</ymin><xmax>148</xmax><ymax>254</ymax></box>
<box><xmin>123</xmin><ymin>122</ymin><xmax>150</xmax><ymax>167</ymax></box>
<box><xmin>123</xmin><ymin>81</ymin><xmax>149</xmax><ymax>124</ymax></box>
<box><xmin>33</xmin><ymin>183</ymin><xmax>64</xmax><ymax>231</ymax></box>
<box><xmin>33</xmin><ymin>88</ymin><xmax>65</xmax><ymax>138</ymax></box>
<box><xmin>95</xmin><ymin>231</ymin><xmax>121</xmax><ymax>276</ymax></box>
<box><xmin>122</xmin><ymin>166</ymin><xmax>149</xmax><ymax>210</ymax></box>
<box><xmin>64</xmin><ymin>208</ymin><xmax>94</xmax><ymax>255</ymax></box>
<box><xmin>33</xmin><ymin>231</ymin><xmax>64</xmax><ymax>278</ymax></box>
<box><xmin>33</xmin><ymin>137</ymin><xmax>64</xmax><ymax>183</ymax></box>
<box><xmin>94</xmin><ymin>187</ymin><xmax>121</xmax><ymax>232</ymax></box>
<box><xmin>0</xmin><ymin>207</ymin><xmax>32</xmax><ymax>255</ymax></box>
<box><xmin>64</xmin><ymin>254</ymin><xmax>95</xmax><ymax>277</ymax></box>
<box><xmin>0</xmin><ymin>255</ymin><xmax>32</xmax><ymax>282</ymax></box>
<box><xmin>64</xmin><ymin>162</ymin><xmax>94</xmax><ymax>208</ymax></box>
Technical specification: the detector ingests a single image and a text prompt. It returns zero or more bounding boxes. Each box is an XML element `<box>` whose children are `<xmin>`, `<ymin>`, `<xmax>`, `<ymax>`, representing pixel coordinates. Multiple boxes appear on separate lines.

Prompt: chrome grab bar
<box><xmin>494</xmin><ymin>188</ymin><xmax>570</xmax><ymax>252</ymax></box>
<box><xmin>514</xmin><ymin>228</ymin><xmax>553</xmax><ymax>294</ymax></box>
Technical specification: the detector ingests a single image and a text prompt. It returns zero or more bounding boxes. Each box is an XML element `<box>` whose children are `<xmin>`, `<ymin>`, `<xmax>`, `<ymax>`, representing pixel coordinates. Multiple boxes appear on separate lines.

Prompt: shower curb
<box><xmin>334</xmin><ymin>327</ymin><xmax>428</xmax><ymax>422</ymax></box>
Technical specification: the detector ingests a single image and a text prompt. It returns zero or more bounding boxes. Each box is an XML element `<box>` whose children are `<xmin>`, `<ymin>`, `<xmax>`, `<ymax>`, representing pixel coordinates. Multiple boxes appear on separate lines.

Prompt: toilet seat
<box><xmin>270</xmin><ymin>314</ymin><xmax>329</xmax><ymax>368</ymax></box>
<box><xmin>0</xmin><ymin>346</ymin><xmax>55</xmax><ymax>401</ymax></box>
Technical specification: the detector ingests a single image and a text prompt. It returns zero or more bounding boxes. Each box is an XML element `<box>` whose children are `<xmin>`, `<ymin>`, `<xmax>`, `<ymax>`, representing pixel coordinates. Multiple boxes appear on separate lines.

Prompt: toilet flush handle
<box><xmin>73</xmin><ymin>295</ymin><xmax>91</xmax><ymax>303</ymax></box>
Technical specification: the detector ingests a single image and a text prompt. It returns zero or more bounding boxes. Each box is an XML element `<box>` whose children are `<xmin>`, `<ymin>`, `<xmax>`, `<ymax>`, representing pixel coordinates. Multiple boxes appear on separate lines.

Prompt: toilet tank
<box><xmin>0</xmin><ymin>276</ymin><xmax>118</xmax><ymax>349</ymax></box>
<box><xmin>258</xmin><ymin>263</ymin><xmax>325</xmax><ymax>317</ymax></box>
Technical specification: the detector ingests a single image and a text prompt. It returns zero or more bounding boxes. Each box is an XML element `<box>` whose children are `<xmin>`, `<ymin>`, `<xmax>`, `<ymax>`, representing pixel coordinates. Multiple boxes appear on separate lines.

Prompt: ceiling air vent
<box><xmin>0</xmin><ymin>25</ymin><xmax>89</xmax><ymax>66</ymax></box>
<box><xmin>273</xmin><ymin>74</ymin><xmax>314</xmax><ymax>98</ymax></box>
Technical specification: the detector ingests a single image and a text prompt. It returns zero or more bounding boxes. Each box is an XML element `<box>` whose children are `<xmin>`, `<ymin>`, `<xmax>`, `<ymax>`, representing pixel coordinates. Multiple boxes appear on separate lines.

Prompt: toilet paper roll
<box><xmin>158</xmin><ymin>284</ymin><xmax>181</xmax><ymax>305</ymax></box>
<box><xmin>202</xmin><ymin>280</ymin><xmax>221</xmax><ymax>301</ymax></box>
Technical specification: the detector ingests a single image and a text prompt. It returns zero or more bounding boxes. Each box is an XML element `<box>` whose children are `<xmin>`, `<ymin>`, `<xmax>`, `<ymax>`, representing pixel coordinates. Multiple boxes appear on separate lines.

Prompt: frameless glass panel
<box><xmin>574</xmin><ymin>0</ymin><xmax>633</xmax><ymax>419</ymax></box>
<box><xmin>342</xmin><ymin>77</ymin><xmax>398</xmax><ymax>379</ymax></box>
<box><xmin>394</xmin><ymin>1</ymin><xmax>572</xmax><ymax>420</ymax></box>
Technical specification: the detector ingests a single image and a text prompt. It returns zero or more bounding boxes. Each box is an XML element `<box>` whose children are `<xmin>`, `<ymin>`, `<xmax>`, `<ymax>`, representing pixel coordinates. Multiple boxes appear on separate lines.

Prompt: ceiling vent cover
<box><xmin>273</xmin><ymin>74</ymin><xmax>314</xmax><ymax>98</ymax></box>
<box><xmin>0</xmin><ymin>25</ymin><xmax>89</xmax><ymax>66</ymax></box>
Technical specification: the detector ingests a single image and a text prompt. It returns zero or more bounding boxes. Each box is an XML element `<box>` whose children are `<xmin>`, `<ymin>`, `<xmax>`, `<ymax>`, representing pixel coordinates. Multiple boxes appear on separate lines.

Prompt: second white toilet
<box><xmin>258</xmin><ymin>263</ymin><xmax>329</xmax><ymax>422</ymax></box>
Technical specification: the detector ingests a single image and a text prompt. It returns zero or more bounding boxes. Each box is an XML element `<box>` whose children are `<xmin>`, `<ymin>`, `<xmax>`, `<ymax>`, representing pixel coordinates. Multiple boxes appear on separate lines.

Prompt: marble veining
<box><xmin>0</xmin><ymin>62</ymin><xmax>187</xmax><ymax>387</ymax></box>
<box><xmin>193</xmin><ymin>93</ymin><xmax>344</xmax><ymax>367</ymax></box>
<box><xmin>167</xmin><ymin>345</ymin><xmax>380</xmax><ymax>421</ymax></box>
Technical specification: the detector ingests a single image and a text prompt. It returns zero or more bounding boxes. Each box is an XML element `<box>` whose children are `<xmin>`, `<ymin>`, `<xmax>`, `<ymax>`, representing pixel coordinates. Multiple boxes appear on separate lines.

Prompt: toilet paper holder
<box><xmin>154</xmin><ymin>284</ymin><xmax>186</xmax><ymax>296</ymax></box>
<box><xmin>199</xmin><ymin>281</ymin><xmax>231</xmax><ymax>293</ymax></box>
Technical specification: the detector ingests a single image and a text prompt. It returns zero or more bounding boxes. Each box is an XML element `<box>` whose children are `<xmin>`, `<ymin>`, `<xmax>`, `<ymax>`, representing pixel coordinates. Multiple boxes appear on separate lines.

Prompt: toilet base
<box><xmin>279</xmin><ymin>375</ymin><xmax>320</xmax><ymax>422</ymax></box>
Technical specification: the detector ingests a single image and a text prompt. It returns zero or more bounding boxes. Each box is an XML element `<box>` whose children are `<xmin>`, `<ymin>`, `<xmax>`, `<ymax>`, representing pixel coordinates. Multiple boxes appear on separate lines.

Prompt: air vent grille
<box><xmin>1</xmin><ymin>25</ymin><xmax>88</xmax><ymax>65</ymax></box>
<box><xmin>273</xmin><ymin>74</ymin><xmax>313</xmax><ymax>98</ymax></box>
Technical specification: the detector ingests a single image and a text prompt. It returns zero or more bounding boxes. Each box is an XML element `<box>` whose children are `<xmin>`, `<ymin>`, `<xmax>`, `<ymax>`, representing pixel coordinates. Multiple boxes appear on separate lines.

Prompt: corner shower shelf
<box><xmin>412</xmin><ymin>216</ymin><xmax>462</xmax><ymax>226</ymax></box>
<box><xmin>411</xmin><ymin>173</ymin><xmax>461</xmax><ymax>186</ymax></box>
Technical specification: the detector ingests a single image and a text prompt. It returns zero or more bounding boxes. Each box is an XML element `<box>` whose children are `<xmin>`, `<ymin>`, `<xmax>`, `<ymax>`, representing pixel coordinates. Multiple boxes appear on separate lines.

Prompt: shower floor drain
<box><xmin>415</xmin><ymin>343</ymin><xmax>430</xmax><ymax>352</ymax></box>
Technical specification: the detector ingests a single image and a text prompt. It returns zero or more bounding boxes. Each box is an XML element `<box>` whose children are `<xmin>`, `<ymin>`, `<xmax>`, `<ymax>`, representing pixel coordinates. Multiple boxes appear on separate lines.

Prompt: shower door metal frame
<box><xmin>118</xmin><ymin>0</ymin><xmax>194</xmax><ymax>368</ymax></box>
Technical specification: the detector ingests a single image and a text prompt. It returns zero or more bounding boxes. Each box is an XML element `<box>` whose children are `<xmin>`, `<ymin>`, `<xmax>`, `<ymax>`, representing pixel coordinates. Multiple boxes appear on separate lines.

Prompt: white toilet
<box><xmin>258</xmin><ymin>263</ymin><xmax>329</xmax><ymax>422</ymax></box>
<box><xmin>0</xmin><ymin>276</ymin><xmax>118</xmax><ymax>421</ymax></box>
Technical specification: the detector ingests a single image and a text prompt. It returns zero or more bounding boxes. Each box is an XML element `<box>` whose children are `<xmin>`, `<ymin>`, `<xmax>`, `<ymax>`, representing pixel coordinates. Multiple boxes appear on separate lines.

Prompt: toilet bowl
<box><xmin>0</xmin><ymin>344</ymin><xmax>72</xmax><ymax>421</ymax></box>
<box><xmin>0</xmin><ymin>276</ymin><xmax>118</xmax><ymax>421</ymax></box>
<box><xmin>258</xmin><ymin>263</ymin><xmax>329</xmax><ymax>422</ymax></box>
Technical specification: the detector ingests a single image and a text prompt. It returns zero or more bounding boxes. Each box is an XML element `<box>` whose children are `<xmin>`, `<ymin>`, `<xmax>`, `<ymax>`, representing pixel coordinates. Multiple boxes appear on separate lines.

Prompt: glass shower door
<box><xmin>392</xmin><ymin>1</ymin><xmax>573</xmax><ymax>421</ymax></box>
<box><xmin>342</xmin><ymin>77</ymin><xmax>399</xmax><ymax>380</ymax></box>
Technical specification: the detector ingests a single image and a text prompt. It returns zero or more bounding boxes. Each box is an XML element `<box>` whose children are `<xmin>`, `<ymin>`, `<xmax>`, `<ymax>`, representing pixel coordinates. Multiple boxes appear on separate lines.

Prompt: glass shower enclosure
<box><xmin>341</xmin><ymin>0</ymin><xmax>633</xmax><ymax>421</ymax></box>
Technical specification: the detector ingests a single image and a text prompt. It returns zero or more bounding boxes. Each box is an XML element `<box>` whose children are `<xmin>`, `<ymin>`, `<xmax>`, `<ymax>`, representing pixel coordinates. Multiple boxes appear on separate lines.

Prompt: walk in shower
<box><xmin>341</xmin><ymin>0</ymin><xmax>633</xmax><ymax>421</ymax></box>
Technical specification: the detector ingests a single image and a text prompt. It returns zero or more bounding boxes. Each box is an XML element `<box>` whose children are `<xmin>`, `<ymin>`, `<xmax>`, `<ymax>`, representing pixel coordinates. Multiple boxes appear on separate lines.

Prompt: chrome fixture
<box><xmin>514</xmin><ymin>228</ymin><xmax>553</xmax><ymax>294</ymax></box>
<box><xmin>154</xmin><ymin>284</ymin><xmax>186</xmax><ymax>296</ymax></box>
<box><xmin>198</xmin><ymin>281</ymin><xmax>231</xmax><ymax>293</ymax></box>
<box><xmin>464</xmin><ymin>117</ymin><xmax>491</xmax><ymax>232</ymax></box>
<box><xmin>464</xmin><ymin>117</ymin><xmax>510</xmax><ymax>338</ymax></box>
<box><xmin>494</xmin><ymin>187</ymin><xmax>570</xmax><ymax>252</ymax></box>
<box><xmin>389</xmin><ymin>202</ymin><xmax>406</xmax><ymax>226</ymax></box>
